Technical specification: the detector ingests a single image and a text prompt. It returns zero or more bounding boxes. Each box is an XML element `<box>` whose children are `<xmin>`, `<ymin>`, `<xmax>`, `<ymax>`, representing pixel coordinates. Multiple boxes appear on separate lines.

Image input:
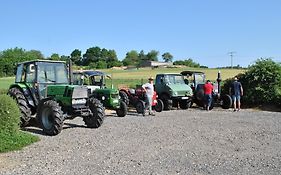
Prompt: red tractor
<box><xmin>119</xmin><ymin>86</ymin><xmax>164</xmax><ymax>114</ymax></box>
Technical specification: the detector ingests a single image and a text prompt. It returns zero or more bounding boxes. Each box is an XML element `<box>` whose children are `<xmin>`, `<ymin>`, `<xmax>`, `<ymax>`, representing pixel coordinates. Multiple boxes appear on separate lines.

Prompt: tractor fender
<box><xmin>9</xmin><ymin>84</ymin><xmax>36</xmax><ymax>109</ymax></box>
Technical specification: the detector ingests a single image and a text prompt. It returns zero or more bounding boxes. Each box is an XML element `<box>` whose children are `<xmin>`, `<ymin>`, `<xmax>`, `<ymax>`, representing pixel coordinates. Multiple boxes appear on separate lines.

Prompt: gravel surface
<box><xmin>0</xmin><ymin>108</ymin><xmax>281</xmax><ymax>175</ymax></box>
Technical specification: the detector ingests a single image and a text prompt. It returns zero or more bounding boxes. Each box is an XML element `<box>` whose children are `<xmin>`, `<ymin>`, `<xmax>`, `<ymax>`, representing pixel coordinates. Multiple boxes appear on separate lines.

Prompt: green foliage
<box><xmin>0</xmin><ymin>88</ymin><xmax>7</xmax><ymax>95</ymax></box>
<box><xmin>82</xmin><ymin>46</ymin><xmax>118</xmax><ymax>68</ymax></box>
<box><xmin>123</xmin><ymin>50</ymin><xmax>139</xmax><ymax>66</ymax></box>
<box><xmin>0</xmin><ymin>131</ymin><xmax>39</xmax><ymax>153</ymax></box>
<box><xmin>0</xmin><ymin>48</ymin><xmax>44</xmax><ymax>77</ymax></box>
<box><xmin>222</xmin><ymin>58</ymin><xmax>281</xmax><ymax>105</ymax></box>
<box><xmin>49</xmin><ymin>53</ymin><xmax>60</xmax><ymax>60</ymax></box>
<box><xmin>0</xmin><ymin>94</ymin><xmax>39</xmax><ymax>153</ymax></box>
<box><xmin>173</xmin><ymin>58</ymin><xmax>201</xmax><ymax>68</ymax></box>
<box><xmin>162</xmin><ymin>52</ymin><xmax>173</xmax><ymax>62</ymax></box>
<box><xmin>0</xmin><ymin>95</ymin><xmax>21</xmax><ymax>132</ymax></box>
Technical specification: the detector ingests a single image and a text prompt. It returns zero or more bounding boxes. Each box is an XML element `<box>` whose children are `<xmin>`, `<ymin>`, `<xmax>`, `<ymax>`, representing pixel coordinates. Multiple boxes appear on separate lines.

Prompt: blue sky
<box><xmin>0</xmin><ymin>0</ymin><xmax>281</xmax><ymax>67</ymax></box>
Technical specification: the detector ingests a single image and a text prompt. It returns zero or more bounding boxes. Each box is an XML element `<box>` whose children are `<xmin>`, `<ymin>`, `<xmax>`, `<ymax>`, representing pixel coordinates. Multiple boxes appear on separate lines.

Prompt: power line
<box><xmin>228</xmin><ymin>51</ymin><xmax>236</xmax><ymax>68</ymax></box>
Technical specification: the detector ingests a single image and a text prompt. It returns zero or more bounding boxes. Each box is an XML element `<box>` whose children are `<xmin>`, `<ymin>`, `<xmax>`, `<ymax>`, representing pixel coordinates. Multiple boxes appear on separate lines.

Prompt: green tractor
<box><xmin>73</xmin><ymin>70</ymin><xmax>128</xmax><ymax>117</ymax></box>
<box><xmin>8</xmin><ymin>60</ymin><xmax>105</xmax><ymax>136</ymax></box>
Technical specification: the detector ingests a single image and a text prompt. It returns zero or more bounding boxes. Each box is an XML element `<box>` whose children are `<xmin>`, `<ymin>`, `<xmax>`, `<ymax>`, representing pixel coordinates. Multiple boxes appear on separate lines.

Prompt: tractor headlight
<box><xmin>102</xmin><ymin>96</ymin><xmax>105</xmax><ymax>101</ymax></box>
<box><xmin>72</xmin><ymin>99</ymin><xmax>87</xmax><ymax>105</ymax></box>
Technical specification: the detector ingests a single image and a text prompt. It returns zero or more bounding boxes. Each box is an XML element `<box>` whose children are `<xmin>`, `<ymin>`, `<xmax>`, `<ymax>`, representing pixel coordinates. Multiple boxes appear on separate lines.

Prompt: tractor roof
<box><xmin>18</xmin><ymin>59</ymin><xmax>66</xmax><ymax>65</ymax></box>
<box><xmin>181</xmin><ymin>71</ymin><xmax>205</xmax><ymax>76</ymax></box>
<box><xmin>73</xmin><ymin>70</ymin><xmax>106</xmax><ymax>77</ymax></box>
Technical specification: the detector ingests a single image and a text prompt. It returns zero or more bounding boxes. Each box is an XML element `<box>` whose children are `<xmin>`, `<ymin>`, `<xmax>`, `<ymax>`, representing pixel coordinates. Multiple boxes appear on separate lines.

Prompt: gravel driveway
<box><xmin>0</xmin><ymin>108</ymin><xmax>281</xmax><ymax>175</ymax></box>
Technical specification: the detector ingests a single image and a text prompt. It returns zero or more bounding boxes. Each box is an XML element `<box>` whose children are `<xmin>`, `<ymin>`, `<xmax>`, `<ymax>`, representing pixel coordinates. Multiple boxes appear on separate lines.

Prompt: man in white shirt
<box><xmin>142</xmin><ymin>77</ymin><xmax>155</xmax><ymax>116</ymax></box>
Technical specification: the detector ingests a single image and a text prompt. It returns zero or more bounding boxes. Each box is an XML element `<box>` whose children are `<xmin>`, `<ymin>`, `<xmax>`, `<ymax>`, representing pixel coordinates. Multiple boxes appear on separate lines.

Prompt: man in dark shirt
<box><xmin>229</xmin><ymin>77</ymin><xmax>243</xmax><ymax>111</ymax></box>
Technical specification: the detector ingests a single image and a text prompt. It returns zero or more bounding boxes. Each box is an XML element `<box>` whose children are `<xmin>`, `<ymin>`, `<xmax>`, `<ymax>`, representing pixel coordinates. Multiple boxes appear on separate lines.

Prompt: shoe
<box><xmin>233</xmin><ymin>109</ymin><xmax>237</xmax><ymax>112</ymax></box>
<box><xmin>149</xmin><ymin>112</ymin><xmax>155</xmax><ymax>116</ymax></box>
<box><xmin>142</xmin><ymin>113</ymin><xmax>145</xmax><ymax>116</ymax></box>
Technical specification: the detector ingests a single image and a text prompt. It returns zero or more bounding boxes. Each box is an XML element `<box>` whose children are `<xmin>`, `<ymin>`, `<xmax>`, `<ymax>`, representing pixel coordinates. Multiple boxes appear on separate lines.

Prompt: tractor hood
<box><xmin>94</xmin><ymin>88</ymin><xmax>118</xmax><ymax>95</ymax></box>
<box><xmin>46</xmin><ymin>85</ymin><xmax>88</xmax><ymax>98</ymax></box>
<box><xmin>167</xmin><ymin>83</ymin><xmax>193</xmax><ymax>96</ymax></box>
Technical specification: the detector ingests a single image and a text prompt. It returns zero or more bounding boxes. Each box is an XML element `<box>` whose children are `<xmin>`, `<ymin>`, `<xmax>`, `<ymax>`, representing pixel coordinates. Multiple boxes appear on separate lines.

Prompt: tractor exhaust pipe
<box><xmin>68</xmin><ymin>59</ymin><xmax>73</xmax><ymax>85</ymax></box>
<box><xmin>217</xmin><ymin>70</ymin><xmax>222</xmax><ymax>95</ymax></box>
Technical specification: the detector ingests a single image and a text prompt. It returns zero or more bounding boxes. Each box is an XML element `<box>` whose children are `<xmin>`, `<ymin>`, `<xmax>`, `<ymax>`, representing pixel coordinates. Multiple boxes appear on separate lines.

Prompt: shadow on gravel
<box><xmin>63</xmin><ymin>122</ymin><xmax>86</xmax><ymax>129</ymax></box>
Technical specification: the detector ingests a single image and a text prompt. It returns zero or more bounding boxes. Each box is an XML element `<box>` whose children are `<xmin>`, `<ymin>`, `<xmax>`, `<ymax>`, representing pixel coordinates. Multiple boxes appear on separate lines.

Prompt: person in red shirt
<box><xmin>203</xmin><ymin>80</ymin><xmax>213</xmax><ymax>111</ymax></box>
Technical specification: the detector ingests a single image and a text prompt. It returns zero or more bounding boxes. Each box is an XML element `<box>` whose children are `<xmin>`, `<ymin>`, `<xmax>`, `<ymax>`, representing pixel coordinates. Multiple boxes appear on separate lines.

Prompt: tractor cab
<box><xmin>73</xmin><ymin>70</ymin><xmax>111</xmax><ymax>93</ymax></box>
<box><xmin>181</xmin><ymin>71</ymin><xmax>206</xmax><ymax>91</ymax></box>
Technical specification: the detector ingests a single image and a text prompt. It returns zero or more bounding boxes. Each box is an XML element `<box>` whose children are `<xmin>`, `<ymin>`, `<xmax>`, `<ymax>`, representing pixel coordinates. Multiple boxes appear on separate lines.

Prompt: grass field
<box><xmin>0</xmin><ymin>67</ymin><xmax>244</xmax><ymax>89</ymax></box>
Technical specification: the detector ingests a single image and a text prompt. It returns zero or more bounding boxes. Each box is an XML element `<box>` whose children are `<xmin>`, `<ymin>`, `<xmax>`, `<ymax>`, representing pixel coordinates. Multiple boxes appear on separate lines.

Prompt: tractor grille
<box><xmin>72</xmin><ymin>86</ymin><xmax>88</xmax><ymax>99</ymax></box>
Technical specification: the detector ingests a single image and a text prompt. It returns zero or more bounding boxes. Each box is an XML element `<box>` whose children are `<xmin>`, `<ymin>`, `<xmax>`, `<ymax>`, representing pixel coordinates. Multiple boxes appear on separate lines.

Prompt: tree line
<box><xmin>0</xmin><ymin>47</ymin><xmax>203</xmax><ymax>77</ymax></box>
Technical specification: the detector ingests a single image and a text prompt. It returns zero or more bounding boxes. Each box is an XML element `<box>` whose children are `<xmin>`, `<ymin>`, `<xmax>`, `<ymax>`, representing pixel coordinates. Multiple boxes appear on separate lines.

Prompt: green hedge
<box><xmin>222</xmin><ymin>58</ymin><xmax>281</xmax><ymax>106</ymax></box>
<box><xmin>0</xmin><ymin>94</ymin><xmax>20</xmax><ymax>132</ymax></box>
<box><xmin>0</xmin><ymin>94</ymin><xmax>39</xmax><ymax>153</ymax></box>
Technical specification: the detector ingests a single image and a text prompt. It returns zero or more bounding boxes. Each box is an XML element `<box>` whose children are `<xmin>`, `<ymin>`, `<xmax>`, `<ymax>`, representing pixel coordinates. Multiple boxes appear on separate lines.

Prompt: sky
<box><xmin>0</xmin><ymin>0</ymin><xmax>281</xmax><ymax>68</ymax></box>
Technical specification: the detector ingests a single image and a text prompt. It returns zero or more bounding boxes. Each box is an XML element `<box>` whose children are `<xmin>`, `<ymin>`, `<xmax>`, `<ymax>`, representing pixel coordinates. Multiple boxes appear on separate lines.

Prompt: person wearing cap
<box><xmin>142</xmin><ymin>76</ymin><xmax>155</xmax><ymax>116</ymax></box>
<box><xmin>229</xmin><ymin>76</ymin><xmax>243</xmax><ymax>111</ymax></box>
<box><xmin>203</xmin><ymin>80</ymin><xmax>213</xmax><ymax>111</ymax></box>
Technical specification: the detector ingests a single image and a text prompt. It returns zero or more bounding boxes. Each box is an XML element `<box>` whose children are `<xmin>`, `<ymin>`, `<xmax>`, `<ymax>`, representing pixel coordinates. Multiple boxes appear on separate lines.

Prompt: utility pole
<box><xmin>228</xmin><ymin>51</ymin><xmax>236</xmax><ymax>68</ymax></box>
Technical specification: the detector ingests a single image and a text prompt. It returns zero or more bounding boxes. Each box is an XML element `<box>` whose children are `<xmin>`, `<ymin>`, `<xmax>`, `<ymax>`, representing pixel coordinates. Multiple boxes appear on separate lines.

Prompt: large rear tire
<box><xmin>84</xmin><ymin>98</ymin><xmax>105</xmax><ymax>128</ymax></box>
<box><xmin>221</xmin><ymin>94</ymin><xmax>232</xmax><ymax>109</ymax></box>
<box><xmin>119</xmin><ymin>91</ymin><xmax>129</xmax><ymax>105</ymax></box>
<box><xmin>154</xmin><ymin>99</ymin><xmax>164</xmax><ymax>112</ymax></box>
<box><xmin>195</xmin><ymin>89</ymin><xmax>205</xmax><ymax>107</ymax></box>
<box><xmin>37</xmin><ymin>100</ymin><xmax>64</xmax><ymax>136</ymax></box>
<box><xmin>8</xmin><ymin>87</ymin><xmax>31</xmax><ymax>127</ymax></box>
<box><xmin>116</xmin><ymin>101</ymin><xmax>128</xmax><ymax>117</ymax></box>
<box><xmin>135</xmin><ymin>100</ymin><xmax>145</xmax><ymax>114</ymax></box>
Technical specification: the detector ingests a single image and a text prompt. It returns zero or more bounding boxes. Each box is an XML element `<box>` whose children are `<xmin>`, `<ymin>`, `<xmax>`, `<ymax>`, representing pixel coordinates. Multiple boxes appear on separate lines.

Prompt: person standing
<box><xmin>229</xmin><ymin>77</ymin><xmax>243</xmax><ymax>111</ymax></box>
<box><xmin>203</xmin><ymin>80</ymin><xmax>213</xmax><ymax>111</ymax></box>
<box><xmin>142</xmin><ymin>77</ymin><xmax>155</xmax><ymax>116</ymax></box>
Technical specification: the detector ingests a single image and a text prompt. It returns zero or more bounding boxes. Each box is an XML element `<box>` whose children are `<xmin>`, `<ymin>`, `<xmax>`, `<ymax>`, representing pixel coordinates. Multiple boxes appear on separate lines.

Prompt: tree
<box><xmin>146</xmin><ymin>50</ymin><xmax>159</xmax><ymax>61</ymax></box>
<box><xmin>50</xmin><ymin>53</ymin><xmax>60</xmax><ymax>61</ymax></box>
<box><xmin>123</xmin><ymin>50</ymin><xmax>139</xmax><ymax>66</ymax></box>
<box><xmin>0</xmin><ymin>47</ymin><xmax>44</xmax><ymax>77</ymax></box>
<box><xmin>70</xmin><ymin>49</ymin><xmax>81</xmax><ymax>65</ymax></box>
<box><xmin>162</xmin><ymin>52</ymin><xmax>173</xmax><ymax>62</ymax></box>
<box><xmin>83</xmin><ymin>46</ymin><xmax>102</xmax><ymax>65</ymax></box>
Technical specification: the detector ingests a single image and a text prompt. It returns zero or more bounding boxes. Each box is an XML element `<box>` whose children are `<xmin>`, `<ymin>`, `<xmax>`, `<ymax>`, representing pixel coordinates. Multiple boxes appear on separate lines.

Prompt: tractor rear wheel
<box><xmin>37</xmin><ymin>100</ymin><xmax>64</xmax><ymax>136</ymax></box>
<box><xmin>116</xmin><ymin>101</ymin><xmax>128</xmax><ymax>117</ymax></box>
<box><xmin>119</xmin><ymin>91</ymin><xmax>129</xmax><ymax>105</ymax></box>
<box><xmin>221</xmin><ymin>94</ymin><xmax>232</xmax><ymax>109</ymax></box>
<box><xmin>84</xmin><ymin>98</ymin><xmax>105</xmax><ymax>128</ymax></box>
<box><xmin>136</xmin><ymin>100</ymin><xmax>145</xmax><ymax>114</ymax></box>
<box><xmin>8</xmin><ymin>87</ymin><xmax>31</xmax><ymax>127</ymax></box>
<box><xmin>154</xmin><ymin>99</ymin><xmax>164</xmax><ymax>112</ymax></box>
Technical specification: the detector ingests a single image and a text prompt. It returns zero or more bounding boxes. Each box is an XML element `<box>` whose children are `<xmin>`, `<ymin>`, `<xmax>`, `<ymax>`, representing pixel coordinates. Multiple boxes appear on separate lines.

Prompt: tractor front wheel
<box><xmin>116</xmin><ymin>101</ymin><xmax>128</xmax><ymax>117</ymax></box>
<box><xmin>119</xmin><ymin>91</ymin><xmax>129</xmax><ymax>105</ymax></box>
<box><xmin>154</xmin><ymin>99</ymin><xmax>164</xmax><ymax>112</ymax></box>
<box><xmin>161</xmin><ymin>94</ymin><xmax>173</xmax><ymax>110</ymax></box>
<box><xmin>37</xmin><ymin>100</ymin><xmax>64</xmax><ymax>136</ymax></box>
<box><xmin>8</xmin><ymin>87</ymin><xmax>32</xmax><ymax>127</ymax></box>
<box><xmin>84</xmin><ymin>98</ymin><xmax>105</xmax><ymax>128</ymax></box>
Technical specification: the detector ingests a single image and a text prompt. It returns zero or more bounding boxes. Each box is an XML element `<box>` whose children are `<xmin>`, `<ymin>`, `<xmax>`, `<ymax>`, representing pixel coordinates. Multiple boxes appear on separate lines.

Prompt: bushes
<box><xmin>0</xmin><ymin>94</ymin><xmax>39</xmax><ymax>152</ymax></box>
<box><xmin>222</xmin><ymin>58</ymin><xmax>281</xmax><ymax>106</ymax></box>
<box><xmin>0</xmin><ymin>94</ymin><xmax>20</xmax><ymax>132</ymax></box>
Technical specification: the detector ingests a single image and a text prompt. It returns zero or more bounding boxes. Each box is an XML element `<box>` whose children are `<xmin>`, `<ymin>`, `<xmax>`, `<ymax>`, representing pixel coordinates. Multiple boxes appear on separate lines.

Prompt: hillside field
<box><xmin>0</xmin><ymin>67</ymin><xmax>244</xmax><ymax>90</ymax></box>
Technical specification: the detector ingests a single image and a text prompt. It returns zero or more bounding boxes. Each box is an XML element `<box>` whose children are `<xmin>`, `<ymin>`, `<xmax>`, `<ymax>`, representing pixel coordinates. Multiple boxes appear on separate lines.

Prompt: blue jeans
<box><xmin>205</xmin><ymin>94</ymin><xmax>212</xmax><ymax>107</ymax></box>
